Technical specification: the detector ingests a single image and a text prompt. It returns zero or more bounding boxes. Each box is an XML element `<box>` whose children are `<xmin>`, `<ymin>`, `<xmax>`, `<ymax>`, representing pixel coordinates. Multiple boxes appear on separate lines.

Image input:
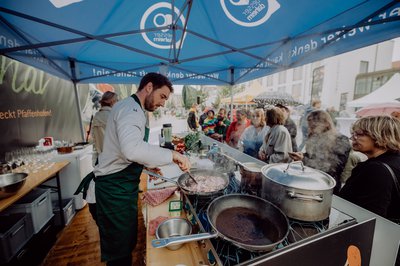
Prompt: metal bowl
<box><xmin>0</xmin><ymin>172</ymin><xmax>28</xmax><ymax>199</ymax></box>
<box><xmin>156</xmin><ymin>218</ymin><xmax>192</xmax><ymax>251</ymax></box>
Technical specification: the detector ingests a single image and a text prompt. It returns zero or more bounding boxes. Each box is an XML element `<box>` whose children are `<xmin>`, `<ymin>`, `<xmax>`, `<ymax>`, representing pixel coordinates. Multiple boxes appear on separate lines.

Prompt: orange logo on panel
<box><xmin>344</xmin><ymin>245</ymin><xmax>361</xmax><ymax>266</ymax></box>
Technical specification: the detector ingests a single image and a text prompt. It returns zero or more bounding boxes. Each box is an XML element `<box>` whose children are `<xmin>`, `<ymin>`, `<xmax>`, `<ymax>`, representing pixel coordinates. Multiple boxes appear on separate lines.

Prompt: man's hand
<box><xmin>258</xmin><ymin>149</ymin><xmax>266</xmax><ymax>161</ymax></box>
<box><xmin>172</xmin><ymin>151</ymin><xmax>191</xmax><ymax>172</ymax></box>
<box><xmin>145</xmin><ymin>167</ymin><xmax>163</xmax><ymax>181</ymax></box>
<box><xmin>288</xmin><ymin>152</ymin><xmax>304</xmax><ymax>161</ymax></box>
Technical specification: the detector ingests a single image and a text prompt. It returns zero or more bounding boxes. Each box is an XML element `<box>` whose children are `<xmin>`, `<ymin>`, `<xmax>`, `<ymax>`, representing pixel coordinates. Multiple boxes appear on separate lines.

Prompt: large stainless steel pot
<box><xmin>261</xmin><ymin>162</ymin><xmax>336</xmax><ymax>221</ymax></box>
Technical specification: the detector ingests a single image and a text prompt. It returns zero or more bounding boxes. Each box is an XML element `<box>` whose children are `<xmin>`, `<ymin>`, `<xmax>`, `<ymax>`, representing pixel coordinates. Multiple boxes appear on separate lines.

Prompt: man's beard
<box><xmin>144</xmin><ymin>93</ymin><xmax>157</xmax><ymax>111</ymax></box>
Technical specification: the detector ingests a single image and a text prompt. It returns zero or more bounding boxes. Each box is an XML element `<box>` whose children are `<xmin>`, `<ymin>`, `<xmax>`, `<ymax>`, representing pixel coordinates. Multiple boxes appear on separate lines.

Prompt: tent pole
<box><xmin>69</xmin><ymin>59</ymin><xmax>85</xmax><ymax>141</ymax></box>
<box><xmin>72</xmin><ymin>81</ymin><xmax>85</xmax><ymax>141</ymax></box>
<box><xmin>229</xmin><ymin>67</ymin><xmax>234</xmax><ymax>122</ymax></box>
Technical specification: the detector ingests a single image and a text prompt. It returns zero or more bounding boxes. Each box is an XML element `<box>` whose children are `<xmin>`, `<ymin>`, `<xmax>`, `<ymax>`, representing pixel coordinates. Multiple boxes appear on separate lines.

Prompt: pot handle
<box><xmin>284</xmin><ymin>161</ymin><xmax>305</xmax><ymax>173</ymax></box>
<box><xmin>151</xmin><ymin>232</ymin><xmax>218</xmax><ymax>248</ymax></box>
<box><xmin>287</xmin><ymin>191</ymin><xmax>323</xmax><ymax>202</ymax></box>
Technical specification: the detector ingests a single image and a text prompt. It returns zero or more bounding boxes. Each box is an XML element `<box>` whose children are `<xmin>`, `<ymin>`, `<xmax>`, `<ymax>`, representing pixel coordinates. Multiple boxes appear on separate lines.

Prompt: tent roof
<box><xmin>1</xmin><ymin>1</ymin><xmax>400</xmax><ymax>85</ymax></box>
<box><xmin>347</xmin><ymin>73</ymin><xmax>400</xmax><ymax>107</ymax></box>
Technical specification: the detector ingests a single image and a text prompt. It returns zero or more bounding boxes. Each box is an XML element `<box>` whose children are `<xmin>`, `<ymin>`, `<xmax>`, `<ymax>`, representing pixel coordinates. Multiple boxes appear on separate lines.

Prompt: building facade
<box><xmin>251</xmin><ymin>38</ymin><xmax>397</xmax><ymax>112</ymax></box>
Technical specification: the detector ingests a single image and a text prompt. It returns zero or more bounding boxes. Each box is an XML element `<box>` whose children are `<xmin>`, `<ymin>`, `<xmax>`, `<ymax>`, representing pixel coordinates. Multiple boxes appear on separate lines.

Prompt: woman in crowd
<box><xmin>276</xmin><ymin>104</ymin><xmax>298</xmax><ymax>152</ymax></box>
<box><xmin>259</xmin><ymin>107</ymin><xmax>292</xmax><ymax>163</ymax></box>
<box><xmin>289</xmin><ymin>110</ymin><xmax>351</xmax><ymax>194</ymax></box>
<box><xmin>339</xmin><ymin>116</ymin><xmax>400</xmax><ymax>222</ymax></box>
<box><xmin>225</xmin><ymin>109</ymin><xmax>251</xmax><ymax>148</ymax></box>
<box><xmin>238</xmin><ymin>108</ymin><xmax>270</xmax><ymax>158</ymax></box>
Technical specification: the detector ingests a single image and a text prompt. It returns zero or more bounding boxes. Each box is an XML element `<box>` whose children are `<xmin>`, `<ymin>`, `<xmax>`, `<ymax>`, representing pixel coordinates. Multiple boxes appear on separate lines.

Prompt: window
<box><xmin>311</xmin><ymin>66</ymin><xmax>324</xmax><ymax>99</ymax></box>
<box><xmin>293</xmin><ymin>66</ymin><xmax>303</xmax><ymax>81</ymax></box>
<box><xmin>359</xmin><ymin>61</ymin><xmax>369</xmax><ymax>73</ymax></box>
<box><xmin>278</xmin><ymin>71</ymin><xmax>286</xmax><ymax>84</ymax></box>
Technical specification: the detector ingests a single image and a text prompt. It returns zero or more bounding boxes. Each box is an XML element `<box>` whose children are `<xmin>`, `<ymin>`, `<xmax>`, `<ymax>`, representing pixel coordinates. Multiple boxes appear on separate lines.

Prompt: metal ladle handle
<box><xmin>151</xmin><ymin>232</ymin><xmax>218</xmax><ymax>248</ymax></box>
<box><xmin>142</xmin><ymin>169</ymin><xmax>178</xmax><ymax>185</ymax></box>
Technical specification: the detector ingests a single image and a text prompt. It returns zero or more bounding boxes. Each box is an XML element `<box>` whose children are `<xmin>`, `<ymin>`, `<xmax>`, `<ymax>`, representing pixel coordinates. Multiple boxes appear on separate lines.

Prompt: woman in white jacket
<box><xmin>238</xmin><ymin>108</ymin><xmax>270</xmax><ymax>158</ymax></box>
<box><xmin>258</xmin><ymin>107</ymin><xmax>293</xmax><ymax>163</ymax></box>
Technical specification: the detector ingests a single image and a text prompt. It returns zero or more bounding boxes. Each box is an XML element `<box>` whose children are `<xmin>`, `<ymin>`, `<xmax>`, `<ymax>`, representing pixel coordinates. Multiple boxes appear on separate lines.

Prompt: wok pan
<box><xmin>143</xmin><ymin>169</ymin><xmax>229</xmax><ymax>196</ymax></box>
<box><xmin>152</xmin><ymin>194</ymin><xmax>289</xmax><ymax>252</ymax></box>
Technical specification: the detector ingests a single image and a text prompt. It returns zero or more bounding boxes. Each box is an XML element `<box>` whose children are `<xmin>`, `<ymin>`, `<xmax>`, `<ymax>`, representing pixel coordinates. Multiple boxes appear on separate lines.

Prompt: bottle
<box><xmin>207</xmin><ymin>142</ymin><xmax>219</xmax><ymax>161</ymax></box>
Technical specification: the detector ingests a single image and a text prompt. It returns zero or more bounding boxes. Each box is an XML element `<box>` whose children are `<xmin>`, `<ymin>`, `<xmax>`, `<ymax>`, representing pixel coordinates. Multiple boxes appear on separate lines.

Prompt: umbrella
<box><xmin>253</xmin><ymin>91</ymin><xmax>302</xmax><ymax>107</ymax></box>
<box><xmin>355</xmin><ymin>102</ymin><xmax>400</xmax><ymax>117</ymax></box>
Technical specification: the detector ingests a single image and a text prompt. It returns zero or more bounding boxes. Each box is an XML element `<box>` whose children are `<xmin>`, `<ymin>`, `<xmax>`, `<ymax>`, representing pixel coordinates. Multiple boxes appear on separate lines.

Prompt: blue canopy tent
<box><xmin>0</xmin><ymin>0</ymin><xmax>399</xmax><ymax>86</ymax></box>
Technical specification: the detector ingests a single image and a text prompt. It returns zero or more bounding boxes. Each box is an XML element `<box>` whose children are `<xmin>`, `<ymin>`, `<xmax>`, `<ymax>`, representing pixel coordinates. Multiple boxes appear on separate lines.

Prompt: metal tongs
<box><xmin>143</xmin><ymin>169</ymin><xmax>197</xmax><ymax>184</ymax></box>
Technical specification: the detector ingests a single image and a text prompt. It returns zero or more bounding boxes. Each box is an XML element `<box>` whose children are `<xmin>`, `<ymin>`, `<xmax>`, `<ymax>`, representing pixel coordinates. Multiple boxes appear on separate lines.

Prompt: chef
<box><xmin>93</xmin><ymin>73</ymin><xmax>190</xmax><ymax>266</ymax></box>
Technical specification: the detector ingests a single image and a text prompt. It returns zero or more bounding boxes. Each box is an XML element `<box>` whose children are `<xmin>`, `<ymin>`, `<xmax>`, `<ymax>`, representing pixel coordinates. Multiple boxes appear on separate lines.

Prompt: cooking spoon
<box><xmin>186</xmin><ymin>171</ymin><xmax>198</xmax><ymax>184</ymax></box>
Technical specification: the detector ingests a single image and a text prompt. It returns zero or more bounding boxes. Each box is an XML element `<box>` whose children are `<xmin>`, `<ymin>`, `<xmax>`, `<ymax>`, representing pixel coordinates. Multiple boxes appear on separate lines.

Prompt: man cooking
<box><xmin>93</xmin><ymin>73</ymin><xmax>191</xmax><ymax>266</ymax></box>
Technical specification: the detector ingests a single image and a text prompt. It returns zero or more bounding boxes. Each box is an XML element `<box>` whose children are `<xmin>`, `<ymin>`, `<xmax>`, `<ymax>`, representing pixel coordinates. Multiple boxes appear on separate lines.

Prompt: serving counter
<box><xmin>144</xmin><ymin>134</ymin><xmax>400</xmax><ymax>266</ymax></box>
<box><xmin>0</xmin><ymin>161</ymin><xmax>69</xmax><ymax>213</ymax></box>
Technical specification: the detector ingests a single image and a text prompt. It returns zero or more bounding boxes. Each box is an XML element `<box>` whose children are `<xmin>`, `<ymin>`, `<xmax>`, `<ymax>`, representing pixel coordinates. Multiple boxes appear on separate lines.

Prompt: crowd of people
<box><xmin>187</xmin><ymin>99</ymin><xmax>400</xmax><ymax>224</ymax></box>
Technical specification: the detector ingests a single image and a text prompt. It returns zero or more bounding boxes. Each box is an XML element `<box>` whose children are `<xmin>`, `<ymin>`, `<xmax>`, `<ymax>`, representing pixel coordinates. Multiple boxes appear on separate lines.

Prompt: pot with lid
<box><xmin>261</xmin><ymin>161</ymin><xmax>336</xmax><ymax>221</ymax></box>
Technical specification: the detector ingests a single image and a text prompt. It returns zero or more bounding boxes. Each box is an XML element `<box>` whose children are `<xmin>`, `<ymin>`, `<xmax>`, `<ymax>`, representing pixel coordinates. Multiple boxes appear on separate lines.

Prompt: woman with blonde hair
<box><xmin>289</xmin><ymin>110</ymin><xmax>351</xmax><ymax>194</ymax></box>
<box><xmin>340</xmin><ymin>116</ymin><xmax>400</xmax><ymax>222</ymax></box>
<box><xmin>238</xmin><ymin>108</ymin><xmax>270</xmax><ymax>158</ymax></box>
<box><xmin>258</xmin><ymin>107</ymin><xmax>292</xmax><ymax>163</ymax></box>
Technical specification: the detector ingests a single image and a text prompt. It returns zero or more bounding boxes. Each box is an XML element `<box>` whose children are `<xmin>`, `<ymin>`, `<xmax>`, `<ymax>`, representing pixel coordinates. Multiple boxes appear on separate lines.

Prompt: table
<box><xmin>0</xmin><ymin>161</ymin><xmax>70</xmax><ymax>225</ymax></box>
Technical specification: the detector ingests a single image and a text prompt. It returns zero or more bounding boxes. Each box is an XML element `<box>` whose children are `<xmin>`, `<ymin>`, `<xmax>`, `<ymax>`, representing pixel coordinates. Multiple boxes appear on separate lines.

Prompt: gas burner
<box><xmin>182</xmin><ymin>173</ymin><xmax>357</xmax><ymax>266</ymax></box>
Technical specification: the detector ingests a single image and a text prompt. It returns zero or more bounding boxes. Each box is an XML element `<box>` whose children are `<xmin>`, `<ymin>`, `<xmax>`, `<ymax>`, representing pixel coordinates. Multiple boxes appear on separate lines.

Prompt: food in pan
<box><xmin>181</xmin><ymin>174</ymin><xmax>226</xmax><ymax>193</ymax></box>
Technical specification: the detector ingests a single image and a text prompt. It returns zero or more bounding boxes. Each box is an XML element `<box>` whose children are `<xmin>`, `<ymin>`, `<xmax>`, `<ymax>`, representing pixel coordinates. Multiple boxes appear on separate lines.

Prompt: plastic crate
<box><xmin>6</xmin><ymin>188</ymin><xmax>54</xmax><ymax>234</ymax></box>
<box><xmin>52</xmin><ymin>198</ymin><xmax>76</xmax><ymax>226</ymax></box>
<box><xmin>0</xmin><ymin>213</ymin><xmax>34</xmax><ymax>263</ymax></box>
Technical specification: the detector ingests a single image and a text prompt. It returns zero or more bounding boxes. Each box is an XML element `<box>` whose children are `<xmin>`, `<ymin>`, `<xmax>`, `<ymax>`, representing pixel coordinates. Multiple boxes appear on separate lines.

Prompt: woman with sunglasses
<box><xmin>339</xmin><ymin>115</ymin><xmax>400</xmax><ymax>223</ymax></box>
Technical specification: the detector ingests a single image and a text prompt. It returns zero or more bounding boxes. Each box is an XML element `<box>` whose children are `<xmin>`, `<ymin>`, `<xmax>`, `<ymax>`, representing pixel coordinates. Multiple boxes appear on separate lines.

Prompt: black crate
<box><xmin>0</xmin><ymin>213</ymin><xmax>34</xmax><ymax>264</ymax></box>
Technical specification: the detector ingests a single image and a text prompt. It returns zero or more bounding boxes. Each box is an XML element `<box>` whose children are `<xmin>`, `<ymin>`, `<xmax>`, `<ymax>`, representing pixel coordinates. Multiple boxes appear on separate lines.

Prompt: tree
<box><xmin>182</xmin><ymin>85</ymin><xmax>209</xmax><ymax>109</ymax></box>
<box><xmin>182</xmin><ymin>85</ymin><xmax>197</xmax><ymax>109</ymax></box>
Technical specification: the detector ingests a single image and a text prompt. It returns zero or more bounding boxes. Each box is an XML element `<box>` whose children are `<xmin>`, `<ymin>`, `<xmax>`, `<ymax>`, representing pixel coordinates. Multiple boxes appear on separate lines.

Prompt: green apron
<box><xmin>95</xmin><ymin>94</ymin><xmax>150</xmax><ymax>262</ymax></box>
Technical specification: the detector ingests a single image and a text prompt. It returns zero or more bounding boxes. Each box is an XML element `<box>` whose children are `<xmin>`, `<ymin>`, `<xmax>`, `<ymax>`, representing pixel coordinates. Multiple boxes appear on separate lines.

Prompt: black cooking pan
<box><xmin>152</xmin><ymin>194</ymin><xmax>289</xmax><ymax>252</ymax></box>
<box><xmin>144</xmin><ymin>169</ymin><xmax>229</xmax><ymax>196</ymax></box>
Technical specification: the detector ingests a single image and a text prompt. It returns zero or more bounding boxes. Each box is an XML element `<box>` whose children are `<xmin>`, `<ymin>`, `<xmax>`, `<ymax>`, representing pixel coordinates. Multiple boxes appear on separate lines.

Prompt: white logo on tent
<box><xmin>141</xmin><ymin>2</ymin><xmax>186</xmax><ymax>49</ymax></box>
<box><xmin>49</xmin><ymin>0</ymin><xmax>83</xmax><ymax>8</ymax></box>
<box><xmin>221</xmin><ymin>0</ymin><xmax>280</xmax><ymax>27</ymax></box>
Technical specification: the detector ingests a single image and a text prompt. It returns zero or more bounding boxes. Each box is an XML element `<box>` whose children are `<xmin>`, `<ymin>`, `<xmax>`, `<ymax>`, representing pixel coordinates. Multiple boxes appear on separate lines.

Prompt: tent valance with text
<box><xmin>0</xmin><ymin>0</ymin><xmax>399</xmax><ymax>85</ymax></box>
